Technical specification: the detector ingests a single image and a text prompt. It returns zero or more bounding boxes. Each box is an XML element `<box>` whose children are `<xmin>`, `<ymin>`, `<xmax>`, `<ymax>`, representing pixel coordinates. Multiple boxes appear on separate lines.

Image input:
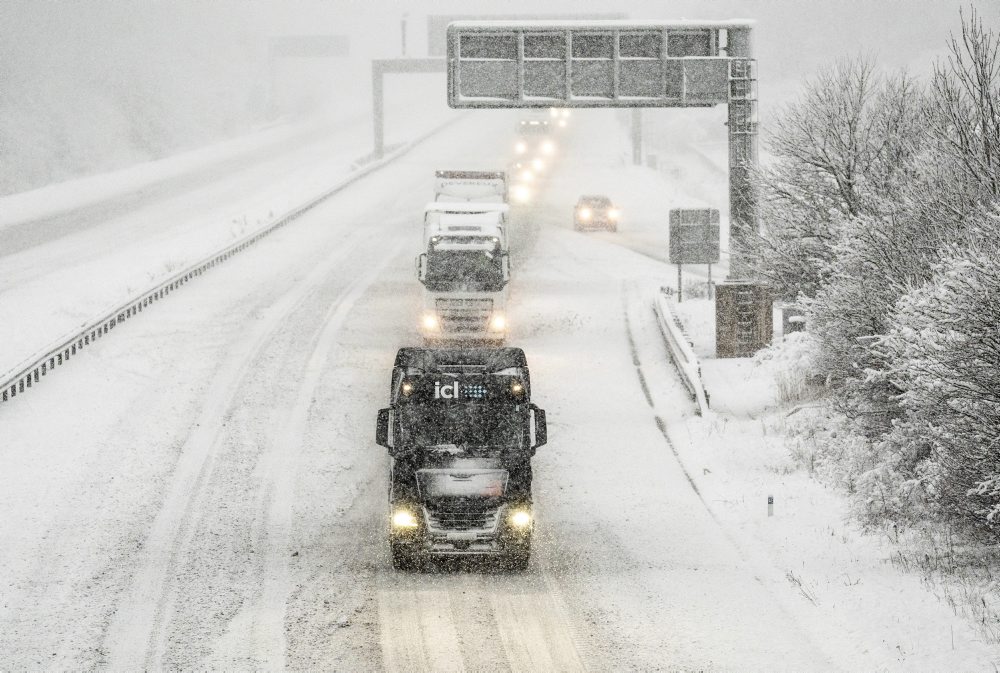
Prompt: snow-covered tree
<box><xmin>768</xmin><ymin>11</ymin><xmax>1000</xmax><ymax>535</ymax></box>
<box><xmin>751</xmin><ymin>57</ymin><xmax>926</xmax><ymax>301</ymax></box>
<box><xmin>874</xmin><ymin>214</ymin><xmax>1000</xmax><ymax>533</ymax></box>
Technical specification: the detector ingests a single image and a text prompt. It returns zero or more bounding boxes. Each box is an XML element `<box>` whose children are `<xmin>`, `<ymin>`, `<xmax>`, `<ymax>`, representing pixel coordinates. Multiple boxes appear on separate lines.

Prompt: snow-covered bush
<box><xmin>876</xmin><ymin>221</ymin><xmax>1000</xmax><ymax>534</ymax></box>
<box><xmin>754</xmin><ymin>330</ymin><xmax>822</xmax><ymax>405</ymax></box>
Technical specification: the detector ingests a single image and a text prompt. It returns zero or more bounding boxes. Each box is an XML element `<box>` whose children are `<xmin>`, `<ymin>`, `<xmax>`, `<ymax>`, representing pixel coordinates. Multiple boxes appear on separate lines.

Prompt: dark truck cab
<box><xmin>375</xmin><ymin>347</ymin><xmax>546</xmax><ymax>571</ymax></box>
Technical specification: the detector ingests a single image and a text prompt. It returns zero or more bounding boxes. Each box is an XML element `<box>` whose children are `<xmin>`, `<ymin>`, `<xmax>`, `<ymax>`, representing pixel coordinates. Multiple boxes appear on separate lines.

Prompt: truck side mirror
<box><xmin>416</xmin><ymin>253</ymin><xmax>427</xmax><ymax>284</ymax></box>
<box><xmin>376</xmin><ymin>408</ymin><xmax>393</xmax><ymax>449</ymax></box>
<box><xmin>530</xmin><ymin>404</ymin><xmax>547</xmax><ymax>448</ymax></box>
<box><xmin>502</xmin><ymin>253</ymin><xmax>511</xmax><ymax>283</ymax></box>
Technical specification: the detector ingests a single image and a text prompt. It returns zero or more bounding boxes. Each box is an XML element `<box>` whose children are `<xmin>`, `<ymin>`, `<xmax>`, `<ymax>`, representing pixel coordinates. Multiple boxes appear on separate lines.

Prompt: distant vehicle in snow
<box><xmin>375</xmin><ymin>347</ymin><xmax>547</xmax><ymax>571</ymax></box>
<box><xmin>573</xmin><ymin>195</ymin><xmax>620</xmax><ymax>232</ymax></box>
<box><xmin>514</xmin><ymin>119</ymin><xmax>556</xmax><ymax>157</ymax></box>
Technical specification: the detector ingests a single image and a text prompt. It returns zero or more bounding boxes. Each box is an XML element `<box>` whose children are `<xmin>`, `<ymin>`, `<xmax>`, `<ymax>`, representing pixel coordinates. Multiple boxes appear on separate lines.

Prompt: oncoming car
<box><xmin>573</xmin><ymin>195</ymin><xmax>620</xmax><ymax>232</ymax></box>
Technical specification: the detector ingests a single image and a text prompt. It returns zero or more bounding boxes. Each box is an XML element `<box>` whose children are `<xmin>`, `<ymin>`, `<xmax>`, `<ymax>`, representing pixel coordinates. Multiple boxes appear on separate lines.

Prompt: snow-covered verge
<box><xmin>0</xmin><ymin>119</ymin><xmax>318</xmax><ymax>230</ymax></box>
<box><xmin>0</xmin><ymin>78</ymin><xmax>461</xmax><ymax>378</ymax></box>
<box><xmin>668</xmin><ymin>296</ymin><xmax>1000</xmax><ymax>668</ymax></box>
<box><xmin>0</xmin><ymin>3</ymin><xmax>271</xmax><ymax>195</ymax></box>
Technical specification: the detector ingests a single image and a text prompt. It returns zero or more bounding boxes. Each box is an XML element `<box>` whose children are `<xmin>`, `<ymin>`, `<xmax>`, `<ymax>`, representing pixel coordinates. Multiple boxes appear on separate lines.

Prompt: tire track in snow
<box><xmin>621</xmin><ymin>281</ymin><xmax>711</xmax><ymax>509</ymax></box>
<box><xmin>377</xmin><ymin>580</ymin><xmax>467</xmax><ymax>673</ymax></box>
<box><xmin>102</xmin><ymin>224</ymin><xmax>376</xmax><ymax>670</ymax></box>
<box><xmin>489</xmin><ymin>573</ymin><xmax>587</xmax><ymax>673</ymax></box>
<box><xmin>225</xmin><ymin>241</ymin><xmax>401</xmax><ymax>667</ymax></box>
<box><xmin>377</xmin><ymin>567</ymin><xmax>587</xmax><ymax>673</ymax></box>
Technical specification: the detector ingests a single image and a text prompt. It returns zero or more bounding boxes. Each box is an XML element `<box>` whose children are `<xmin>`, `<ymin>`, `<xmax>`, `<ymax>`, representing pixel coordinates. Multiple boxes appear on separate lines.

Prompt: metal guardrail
<box><xmin>653</xmin><ymin>289</ymin><xmax>710</xmax><ymax>415</ymax></box>
<box><xmin>0</xmin><ymin>116</ymin><xmax>460</xmax><ymax>405</ymax></box>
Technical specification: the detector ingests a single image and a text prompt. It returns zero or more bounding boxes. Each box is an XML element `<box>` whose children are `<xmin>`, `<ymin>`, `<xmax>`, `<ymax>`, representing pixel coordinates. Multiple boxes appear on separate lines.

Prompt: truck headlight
<box><xmin>392</xmin><ymin>510</ymin><xmax>419</xmax><ymax>528</ymax></box>
<box><xmin>509</xmin><ymin>510</ymin><xmax>532</xmax><ymax>528</ymax></box>
<box><xmin>490</xmin><ymin>314</ymin><xmax>506</xmax><ymax>331</ymax></box>
<box><xmin>578</xmin><ymin>207</ymin><xmax>591</xmax><ymax>220</ymax></box>
<box><xmin>608</xmin><ymin>208</ymin><xmax>620</xmax><ymax>220</ymax></box>
<box><xmin>541</xmin><ymin>140</ymin><xmax>555</xmax><ymax>155</ymax></box>
<box><xmin>531</xmin><ymin>157</ymin><xmax>544</xmax><ymax>171</ymax></box>
<box><xmin>512</xmin><ymin>184</ymin><xmax>531</xmax><ymax>203</ymax></box>
<box><xmin>515</xmin><ymin>141</ymin><xmax>527</xmax><ymax>154</ymax></box>
<box><xmin>422</xmin><ymin>313</ymin><xmax>439</xmax><ymax>330</ymax></box>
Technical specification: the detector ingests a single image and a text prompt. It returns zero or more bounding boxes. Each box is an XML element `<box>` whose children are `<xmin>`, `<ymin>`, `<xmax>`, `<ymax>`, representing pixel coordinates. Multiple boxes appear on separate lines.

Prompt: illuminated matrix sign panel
<box><xmin>447</xmin><ymin>20</ymin><xmax>754</xmax><ymax>109</ymax></box>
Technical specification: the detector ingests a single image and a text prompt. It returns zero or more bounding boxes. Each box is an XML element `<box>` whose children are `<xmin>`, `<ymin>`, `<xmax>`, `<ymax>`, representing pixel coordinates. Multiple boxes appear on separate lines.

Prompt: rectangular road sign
<box><xmin>669</xmin><ymin>209</ymin><xmax>721</xmax><ymax>265</ymax></box>
<box><xmin>428</xmin><ymin>13</ymin><xmax>627</xmax><ymax>57</ymax></box>
<box><xmin>447</xmin><ymin>20</ymin><xmax>752</xmax><ymax>108</ymax></box>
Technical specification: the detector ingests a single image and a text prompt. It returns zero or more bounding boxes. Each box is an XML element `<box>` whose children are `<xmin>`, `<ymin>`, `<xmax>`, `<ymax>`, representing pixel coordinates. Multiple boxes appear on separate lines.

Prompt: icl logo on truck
<box><xmin>433</xmin><ymin>381</ymin><xmax>488</xmax><ymax>399</ymax></box>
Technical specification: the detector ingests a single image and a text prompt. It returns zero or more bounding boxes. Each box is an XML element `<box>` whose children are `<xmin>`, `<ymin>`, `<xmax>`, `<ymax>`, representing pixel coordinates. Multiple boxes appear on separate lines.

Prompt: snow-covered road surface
<box><xmin>2</xmin><ymin>108</ymin><xmax>997</xmax><ymax>671</ymax></box>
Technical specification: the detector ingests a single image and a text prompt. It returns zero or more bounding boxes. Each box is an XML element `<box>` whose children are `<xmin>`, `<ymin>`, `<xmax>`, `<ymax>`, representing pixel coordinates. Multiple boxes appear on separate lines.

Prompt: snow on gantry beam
<box><xmin>447</xmin><ymin>20</ymin><xmax>754</xmax><ymax>109</ymax></box>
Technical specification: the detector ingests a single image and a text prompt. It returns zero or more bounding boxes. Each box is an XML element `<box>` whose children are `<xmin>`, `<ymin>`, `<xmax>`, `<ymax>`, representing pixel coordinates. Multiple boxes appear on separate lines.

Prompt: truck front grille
<box><xmin>425</xmin><ymin>507</ymin><xmax>501</xmax><ymax>532</ymax></box>
<box><xmin>436</xmin><ymin>298</ymin><xmax>493</xmax><ymax>332</ymax></box>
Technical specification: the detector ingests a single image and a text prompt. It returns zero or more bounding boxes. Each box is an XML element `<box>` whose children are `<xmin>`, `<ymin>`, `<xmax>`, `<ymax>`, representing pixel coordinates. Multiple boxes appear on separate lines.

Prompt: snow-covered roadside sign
<box><xmin>669</xmin><ymin>209</ymin><xmax>721</xmax><ymax>266</ymax></box>
<box><xmin>446</xmin><ymin>20</ymin><xmax>753</xmax><ymax>109</ymax></box>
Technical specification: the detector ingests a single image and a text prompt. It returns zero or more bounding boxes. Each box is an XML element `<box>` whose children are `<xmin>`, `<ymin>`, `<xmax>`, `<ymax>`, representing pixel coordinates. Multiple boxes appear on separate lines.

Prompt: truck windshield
<box><xmin>424</xmin><ymin>250</ymin><xmax>504</xmax><ymax>292</ymax></box>
<box><xmin>417</xmin><ymin>469</ymin><xmax>509</xmax><ymax>498</ymax></box>
<box><xmin>400</xmin><ymin>404</ymin><xmax>524</xmax><ymax>450</ymax></box>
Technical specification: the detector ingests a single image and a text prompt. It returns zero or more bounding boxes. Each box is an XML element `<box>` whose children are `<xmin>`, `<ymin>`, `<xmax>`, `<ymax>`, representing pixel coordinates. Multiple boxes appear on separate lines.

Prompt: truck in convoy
<box><xmin>425</xmin><ymin>170</ymin><xmax>509</xmax><ymax>247</ymax></box>
<box><xmin>514</xmin><ymin>119</ymin><xmax>556</xmax><ymax>157</ymax></box>
<box><xmin>375</xmin><ymin>347</ymin><xmax>547</xmax><ymax>571</ymax></box>
<box><xmin>418</xmin><ymin>171</ymin><xmax>512</xmax><ymax>344</ymax></box>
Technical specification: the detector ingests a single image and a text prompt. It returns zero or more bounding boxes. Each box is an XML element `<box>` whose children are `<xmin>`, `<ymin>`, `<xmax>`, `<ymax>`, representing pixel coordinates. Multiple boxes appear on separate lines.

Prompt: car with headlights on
<box><xmin>574</xmin><ymin>195</ymin><xmax>620</xmax><ymax>232</ymax></box>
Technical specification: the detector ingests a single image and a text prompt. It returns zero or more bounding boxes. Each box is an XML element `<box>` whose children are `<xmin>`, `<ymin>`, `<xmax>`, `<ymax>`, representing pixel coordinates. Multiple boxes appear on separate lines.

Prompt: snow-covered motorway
<box><xmin>0</xmin><ymin>111</ymin><xmax>896</xmax><ymax>670</ymax></box>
